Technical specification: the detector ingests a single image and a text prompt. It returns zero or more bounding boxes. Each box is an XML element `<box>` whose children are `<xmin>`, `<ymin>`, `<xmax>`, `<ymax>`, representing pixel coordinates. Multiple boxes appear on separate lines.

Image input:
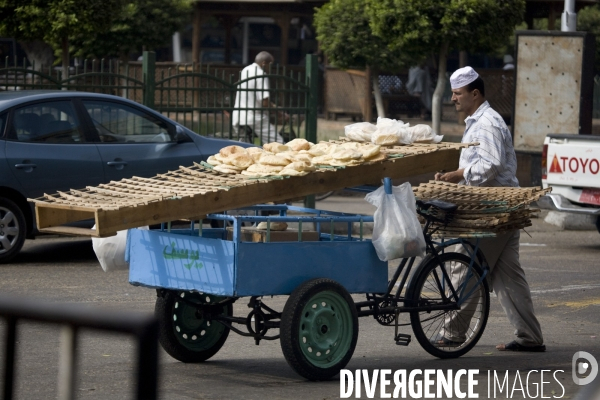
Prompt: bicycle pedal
<box><xmin>394</xmin><ymin>333</ymin><xmax>411</xmax><ymax>346</ymax></box>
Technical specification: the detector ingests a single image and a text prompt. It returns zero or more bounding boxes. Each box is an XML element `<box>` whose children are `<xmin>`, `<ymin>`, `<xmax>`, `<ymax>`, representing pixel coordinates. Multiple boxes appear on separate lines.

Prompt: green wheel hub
<box><xmin>173</xmin><ymin>292</ymin><xmax>228</xmax><ymax>352</ymax></box>
<box><xmin>298</xmin><ymin>290</ymin><xmax>353</xmax><ymax>368</ymax></box>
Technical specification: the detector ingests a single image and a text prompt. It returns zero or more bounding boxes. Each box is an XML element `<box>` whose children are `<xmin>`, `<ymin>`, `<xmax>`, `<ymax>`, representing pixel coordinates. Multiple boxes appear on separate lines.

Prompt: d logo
<box><xmin>572</xmin><ymin>351</ymin><xmax>598</xmax><ymax>385</ymax></box>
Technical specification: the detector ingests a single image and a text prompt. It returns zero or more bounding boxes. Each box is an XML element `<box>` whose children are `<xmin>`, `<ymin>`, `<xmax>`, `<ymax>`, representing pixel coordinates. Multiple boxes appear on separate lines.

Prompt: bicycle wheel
<box><xmin>407</xmin><ymin>252</ymin><xmax>489</xmax><ymax>358</ymax></box>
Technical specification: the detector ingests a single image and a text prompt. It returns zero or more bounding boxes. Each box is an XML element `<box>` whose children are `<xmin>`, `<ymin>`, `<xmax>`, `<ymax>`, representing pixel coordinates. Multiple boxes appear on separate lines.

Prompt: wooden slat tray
<box><xmin>31</xmin><ymin>143</ymin><xmax>469</xmax><ymax>238</ymax></box>
<box><xmin>413</xmin><ymin>181</ymin><xmax>551</xmax><ymax>237</ymax></box>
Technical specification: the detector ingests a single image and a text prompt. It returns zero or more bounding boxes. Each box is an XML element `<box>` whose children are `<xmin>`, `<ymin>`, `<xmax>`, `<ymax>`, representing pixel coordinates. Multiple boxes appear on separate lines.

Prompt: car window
<box><xmin>12</xmin><ymin>101</ymin><xmax>84</xmax><ymax>143</ymax></box>
<box><xmin>82</xmin><ymin>100</ymin><xmax>174</xmax><ymax>144</ymax></box>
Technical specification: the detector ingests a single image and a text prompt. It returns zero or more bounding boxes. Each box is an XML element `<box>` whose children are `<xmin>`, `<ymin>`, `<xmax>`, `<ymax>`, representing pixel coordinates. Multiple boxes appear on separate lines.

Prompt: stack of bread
<box><xmin>205</xmin><ymin>138</ymin><xmax>386</xmax><ymax>177</ymax></box>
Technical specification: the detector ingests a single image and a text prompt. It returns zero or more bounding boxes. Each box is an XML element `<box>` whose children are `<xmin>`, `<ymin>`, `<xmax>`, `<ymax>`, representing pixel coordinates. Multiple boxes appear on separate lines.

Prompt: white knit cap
<box><xmin>450</xmin><ymin>66</ymin><xmax>479</xmax><ymax>89</ymax></box>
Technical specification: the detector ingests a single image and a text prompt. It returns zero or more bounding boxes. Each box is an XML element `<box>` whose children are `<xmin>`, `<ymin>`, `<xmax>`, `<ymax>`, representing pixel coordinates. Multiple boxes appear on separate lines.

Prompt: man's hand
<box><xmin>434</xmin><ymin>169</ymin><xmax>465</xmax><ymax>183</ymax></box>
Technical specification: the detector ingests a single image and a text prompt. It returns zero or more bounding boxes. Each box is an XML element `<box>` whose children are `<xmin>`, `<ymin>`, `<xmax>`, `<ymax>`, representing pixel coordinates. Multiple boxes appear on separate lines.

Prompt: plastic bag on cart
<box><xmin>344</xmin><ymin>122</ymin><xmax>377</xmax><ymax>142</ymax></box>
<box><xmin>402</xmin><ymin>124</ymin><xmax>443</xmax><ymax>144</ymax></box>
<box><xmin>371</xmin><ymin>117</ymin><xmax>410</xmax><ymax>146</ymax></box>
<box><xmin>365</xmin><ymin>182</ymin><xmax>426</xmax><ymax>261</ymax></box>
<box><xmin>92</xmin><ymin>225</ymin><xmax>149</xmax><ymax>272</ymax></box>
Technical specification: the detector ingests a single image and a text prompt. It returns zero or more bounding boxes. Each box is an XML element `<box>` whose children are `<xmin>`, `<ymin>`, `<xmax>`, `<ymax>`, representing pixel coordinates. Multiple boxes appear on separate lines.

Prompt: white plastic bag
<box><xmin>365</xmin><ymin>183</ymin><xmax>426</xmax><ymax>261</ymax></box>
<box><xmin>92</xmin><ymin>225</ymin><xmax>148</xmax><ymax>272</ymax></box>
<box><xmin>344</xmin><ymin>122</ymin><xmax>377</xmax><ymax>142</ymax></box>
<box><xmin>403</xmin><ymin>124</ymin><xmax>443</xmax><ymax>144</ymax></box>
<box><xmin>371</xmin><ymin>117</ymin><xmax>410</xmax><ymax>146</ymax></box>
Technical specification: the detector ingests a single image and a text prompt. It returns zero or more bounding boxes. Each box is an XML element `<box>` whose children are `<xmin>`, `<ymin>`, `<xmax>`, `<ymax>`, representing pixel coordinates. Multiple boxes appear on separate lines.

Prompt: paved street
<box><xmin>0</xmin><ymin>201</ymin><xmax>599</xmax><ymax>399</ymax></box>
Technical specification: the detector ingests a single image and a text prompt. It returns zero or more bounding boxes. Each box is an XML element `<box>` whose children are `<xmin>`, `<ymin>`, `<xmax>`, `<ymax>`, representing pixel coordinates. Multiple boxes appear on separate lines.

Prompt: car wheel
<box><xmin>0</xmin><ymin>198</ymin><xmax>27</xmax><ymax>263</ymax></box>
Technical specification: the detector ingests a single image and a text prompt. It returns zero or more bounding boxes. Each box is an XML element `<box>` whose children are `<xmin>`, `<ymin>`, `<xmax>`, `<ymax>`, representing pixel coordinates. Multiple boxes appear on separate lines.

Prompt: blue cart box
<box><xmin>127</xmin><ymin>219</ymin><xmax>388</xmax><ymax>297</ymax></box>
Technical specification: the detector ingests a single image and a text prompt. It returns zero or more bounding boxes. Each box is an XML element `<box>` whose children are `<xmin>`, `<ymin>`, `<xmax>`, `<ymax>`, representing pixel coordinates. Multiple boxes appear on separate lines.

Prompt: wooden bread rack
<box><xmin>30</xmin><ymin>142</ymin><xmax>472</xmax><ymax>238</ymax></box>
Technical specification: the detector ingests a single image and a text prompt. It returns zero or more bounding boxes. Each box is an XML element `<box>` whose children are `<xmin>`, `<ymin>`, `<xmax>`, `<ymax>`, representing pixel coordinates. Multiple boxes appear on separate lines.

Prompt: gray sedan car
<box><xmin>0</xmin><ymin>90</ymin><xmax>243</xmax><ymax>263</ymax></box>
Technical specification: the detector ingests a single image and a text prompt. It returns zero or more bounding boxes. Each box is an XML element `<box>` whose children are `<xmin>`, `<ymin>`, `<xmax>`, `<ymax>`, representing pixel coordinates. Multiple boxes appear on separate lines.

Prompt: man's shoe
<box><xmin>430</xmin><ymin>333</ymin><xmax>465</xmax><ymax>348</ymax></box>
<box><xmin>496</xmin><ymin>340</ymin><xmax>546</xmax><ymax>352</ymax></box>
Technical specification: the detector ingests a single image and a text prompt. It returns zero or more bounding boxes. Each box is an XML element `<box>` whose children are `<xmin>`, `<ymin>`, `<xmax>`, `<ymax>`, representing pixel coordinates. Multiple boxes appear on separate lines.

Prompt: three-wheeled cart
<box><xmin>126</xmin><ymin>187</ymin><xmax>492</xmax><ymax>381</ymax></box>
<box><xmin>30</xmin><ymin>142</ymin><xmax>504</xmax><ymax>380</ymax></box>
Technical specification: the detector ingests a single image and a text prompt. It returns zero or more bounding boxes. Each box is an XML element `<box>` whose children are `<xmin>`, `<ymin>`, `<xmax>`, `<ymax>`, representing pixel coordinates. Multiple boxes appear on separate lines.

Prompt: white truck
<box><xmin>537</xmin><ymin>133</ymin><xmax>600</xmax><ymax>233</ymax></box>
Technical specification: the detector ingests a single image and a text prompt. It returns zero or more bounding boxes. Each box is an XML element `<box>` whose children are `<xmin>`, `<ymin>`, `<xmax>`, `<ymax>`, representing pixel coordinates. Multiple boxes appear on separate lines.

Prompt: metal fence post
<box><xmin>305</xmin><ymin>54</ymin><xmax>318</xmax><ymax>144</ymax></box>
<box><xmin>135</xmin><ymin>321</ymin><xmax>159</xmax><ymax>399</ymax></box>
<box><xmin>143</xmin><ymin>51</ymin><xmax>156</xmax><ymax>109</ymax></box>
<box><xmin>2</xmin><ymin>317</ymin><xmax>16</xmax><ymax>400</ymax></box>
<box><xmin>57</xmin><ymin>325</ymin><xmax>78</xmax><ymax>400</ymax></box>
<box><xmin>304</xmin><ymin>54</ymin><xmax>319</xmax><ymax>209</ymax></box>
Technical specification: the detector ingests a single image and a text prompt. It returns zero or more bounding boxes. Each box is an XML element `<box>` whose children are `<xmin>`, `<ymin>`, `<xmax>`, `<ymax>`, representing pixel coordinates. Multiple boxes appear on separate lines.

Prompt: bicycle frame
<box><xmin>354</xmin><ymin>202</ymin><xmax>490</xmax><ymax>319</ymax></box>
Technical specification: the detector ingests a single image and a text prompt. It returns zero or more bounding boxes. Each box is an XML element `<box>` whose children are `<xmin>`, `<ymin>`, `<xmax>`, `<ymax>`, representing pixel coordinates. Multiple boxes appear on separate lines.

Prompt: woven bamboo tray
<box><xmin>31</xmin><ymin>142</ymin><xmax>473</xmax><ymax>238</ymax></box>
<box><xmin>413</xmin><ymin>181</ymin><xmax>551</xmax><ymax>238</ymax></box>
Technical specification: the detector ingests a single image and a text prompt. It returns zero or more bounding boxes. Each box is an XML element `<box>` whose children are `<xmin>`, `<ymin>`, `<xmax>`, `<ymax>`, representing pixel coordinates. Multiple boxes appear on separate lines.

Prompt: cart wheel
<box><xmin>156</xmin><ymin>291</ymin><xmax>232</xmax><ymax>363</ymax></box>
<box><xmin>280</xmin><ymin>278</ymin><xmax>358</xmax><ymax>381</ymax></box>
<box><xmin>407</xmin><ymin>252</ymin><xmax>490</xmax><ymax>359</ymax></box>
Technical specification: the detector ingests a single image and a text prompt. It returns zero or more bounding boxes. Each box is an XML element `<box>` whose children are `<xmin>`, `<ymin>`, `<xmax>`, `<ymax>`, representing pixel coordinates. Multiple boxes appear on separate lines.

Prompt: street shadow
<box><xmin>11</xmin><ymin>237</ymin><xmax>96</xmax><ymax>265</ymax></box>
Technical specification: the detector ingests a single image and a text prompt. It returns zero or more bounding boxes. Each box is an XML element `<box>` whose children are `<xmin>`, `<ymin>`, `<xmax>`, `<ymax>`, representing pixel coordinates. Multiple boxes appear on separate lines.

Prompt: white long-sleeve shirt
<box><xmin>459</xmin><ymin>101</ymin><xmax>519</xmax><ymax>187</ymax></box>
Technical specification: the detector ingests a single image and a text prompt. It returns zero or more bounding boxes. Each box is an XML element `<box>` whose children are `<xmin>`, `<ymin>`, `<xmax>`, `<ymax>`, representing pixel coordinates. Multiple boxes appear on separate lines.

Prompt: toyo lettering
<box><xmin>549</xmin><ymin>154</ymin><xmax>600</xmax><ymax>174</ymax></box>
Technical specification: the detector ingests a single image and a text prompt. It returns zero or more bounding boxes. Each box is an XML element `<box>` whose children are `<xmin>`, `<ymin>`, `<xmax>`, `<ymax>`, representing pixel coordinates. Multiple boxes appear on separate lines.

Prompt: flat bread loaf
<box><xmin>213</xmin><ymin>153</ymin><xmax>228</xmax><ymax>163</ymax></box>
<box><xmin>259</xmin><ymin>154</ymin><xmax>291</xmax><ymax>166</ymax></box>
<box><xmin>372</xmin><ymin>134</ymin><xmax>398</xmax><ymax>146</ymax></box>
<box><xmin>256</xmin><ymin>221</ymin><xmax>288</xmax><ymax>231</ymax></box>
<box><xmin>206</xmin><ymin>155</ymin><xmax>221</xmax><ymax>165</ymax></box>
<box><xmin>286</xmin><ymin>138</ymin><xmax>312</xmax><ymax>151</ymax></box>
<box><xmin>219</xmin><ymin>145</ymin><xmax>247</xmax><ymax>157</ymax></box>
<box><xmin>311</xmin><ymin>154</ymin><xmax>333</xmax><ymax>165</ymax></box>
<box><xmin>363</xmin><ymin>152</ymin><xmax>387</xmax><ymax>163</ymax></box>
<box><xmin>308</xmin><ymin>142</ymin><xmax>333</xmax><ymax>156</ymax></box>
<box><xmin>278</xmin><ymin>168</ymin><xmax>308</xmax><ymax>176</ymax></box>
<box><xmin>246</xmin><ymin>163</ymin><xmax>284</xmax><ymax>173</ymax></box>
<box><xmin>246</xmin><ymin>147</ymin><xmax>263</xmax><ymax>154</ymax></box>
<box><xmin>285</xmin><ymin>161</ymin><xmax>316</xmax><ymax>172</ymax></box>
<box><xmin>227</xmin><ymin>152</ymin><xmax>254</xmax><ymax>169</ymax></box>
<box><xmin>361</xmin><ymin>144</ymin><xmax>381</xmax><ymax>159</ymax></box>
<box><xmin>263</xmin><ymin>143</ymin><xmax>291</xmax><ymax>153</ymax></box>
<box><xmin>329</xmin><ymin>159</ymin><xmax>362</xmax><ymax>167</ymax></box>
<box><xmin>340</xmin><ymin>141</ymin><xmax>362</xmax><ymax>150</ymax></box>
<box><xmin>292</xmin><ymin>153</ymin><xmax>313</xmax><ymax>163</ymax></box>
<box><xmin>213</xmin><ymin>164</ymin><xmax>240</xmax><ymax>174</ymax></box>
<box><xmin>331</xmin><ymin>149</ymin><xmax>362</xmax><ymax>161</ymax></box>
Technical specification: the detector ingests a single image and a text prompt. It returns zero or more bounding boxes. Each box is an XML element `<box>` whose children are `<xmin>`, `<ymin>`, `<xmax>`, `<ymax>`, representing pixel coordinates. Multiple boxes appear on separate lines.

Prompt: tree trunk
<box><xmin>17</xmin><ymin>40</ymin><xmax>54</xmax><ymax>71</ymax></box>
<box><xmin>61</xmin><ymin>36</ymin><xmax>69</xmax><ymax>81</ymax></box>
<box><xmin>372</xmin><ymin>72</ymin><xmax>386</xmax><ymax>118</ymax></box>
<box><xmin>432</xmin><ymin>42</ymin><xmax>449</xmax><ymax>136</ymax></box>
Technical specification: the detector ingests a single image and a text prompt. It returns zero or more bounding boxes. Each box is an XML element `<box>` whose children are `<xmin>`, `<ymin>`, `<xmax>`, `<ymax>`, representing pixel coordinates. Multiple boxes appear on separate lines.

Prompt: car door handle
<box><xmin>107</xmin><ymin>161</ymin><xmax>128</xmax><ymax>166</ymax></box>
<box><xmin>15</xmin><ymin>163</ymin><xmax>37</xmax><ymax>169</ymax></box>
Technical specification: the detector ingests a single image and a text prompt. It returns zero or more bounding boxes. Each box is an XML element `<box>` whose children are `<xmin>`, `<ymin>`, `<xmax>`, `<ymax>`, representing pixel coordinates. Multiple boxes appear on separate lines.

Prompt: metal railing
<box><xmin>0</xmin><ymin>52</ymin><xmax>319</xmax><ymax>144</ymax></box>
<box><xmin>0</xmin><ymin>293</ymin><xmax>158</xmax><ymax>400</ymax></box>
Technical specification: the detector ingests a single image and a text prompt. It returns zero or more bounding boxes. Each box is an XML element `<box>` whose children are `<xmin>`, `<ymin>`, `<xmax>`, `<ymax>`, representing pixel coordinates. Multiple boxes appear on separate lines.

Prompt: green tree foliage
<box><xmin>366</xmin><ymin>0</ymin><xmax>525</xmax><ymax>132</ymax></box>
<box><xmin>314</xmin><ymin>0</ymin><xmax>410</xmax><ymax>72</ymax></box>
<box><xmin>578</xmin><ymin>4</ymin><xmax>600</xmax><ymax>73</ymax></box>
<box><xmin>368</xmin><ymin>0</ymin><xmax>525</xmax><ymax>58</ymax></box>
<box><xmin>73</xmin><ymin>0</ymin><xmax>192</xmax><ymax>60</ymax></box>
<box><xmin>0</xmin><ymin>0</ymin><xmax>124</xmax><ymax>73</ymax></box>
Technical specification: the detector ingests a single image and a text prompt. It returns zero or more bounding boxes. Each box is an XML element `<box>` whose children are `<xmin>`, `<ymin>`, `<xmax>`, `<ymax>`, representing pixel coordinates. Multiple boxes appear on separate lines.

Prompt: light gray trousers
<box><xmin>442</xmin><ymin>230</ymin><xmax>544</xmax><ymax>346</ymax></box>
